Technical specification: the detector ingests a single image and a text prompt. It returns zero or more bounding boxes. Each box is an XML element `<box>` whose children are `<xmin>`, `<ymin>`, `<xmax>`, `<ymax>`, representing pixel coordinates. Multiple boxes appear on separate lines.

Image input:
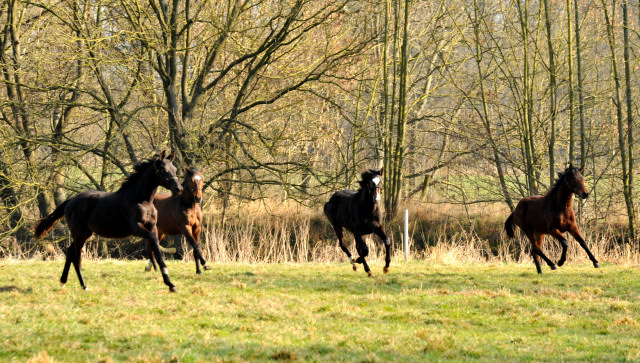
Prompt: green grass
<box><xmin>1</xmin><ymin>260</ymin><xmax>639</xmax><ymax>362</ymax></box>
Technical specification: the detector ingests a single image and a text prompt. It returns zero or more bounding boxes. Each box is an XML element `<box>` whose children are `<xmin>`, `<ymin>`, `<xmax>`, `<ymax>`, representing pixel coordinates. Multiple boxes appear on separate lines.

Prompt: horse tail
<box><xmin>504</xmin><ymin>213</ymin><xmax>515</xmax><ymax>238</ymax></box>
<box><xmin>323</xmin><ymin>194</ymin><xmax>335</xmax><ymax>219</ymax></box>
<box><xmin>323</xmin><ymin>200</ymin><xmax>330</xmax><ymax>217</ymax></box>
<box><xmin>34</xmin><ymin>199</ymin><xmax>69</xmax><ymax>239</ymax></box>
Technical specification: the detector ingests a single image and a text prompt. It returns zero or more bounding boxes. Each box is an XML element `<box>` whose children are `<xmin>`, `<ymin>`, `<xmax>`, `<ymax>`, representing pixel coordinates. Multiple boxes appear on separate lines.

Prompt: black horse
<box><xmin>34</xmin><ymin>151</ymin><xmax>183</xmax><ymax>292</ymax></box>
<box><xmin>324</xmin><ymin>168</ymin><xmax>391</xmax><ymax>277</ymax></box>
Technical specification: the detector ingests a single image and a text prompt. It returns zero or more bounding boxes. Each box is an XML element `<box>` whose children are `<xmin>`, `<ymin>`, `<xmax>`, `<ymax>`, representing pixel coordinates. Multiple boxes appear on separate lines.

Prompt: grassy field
<box><xmin>1</xmin><ymin>260</ymin><xmax>639</xmax><ymax>362</ymax></box>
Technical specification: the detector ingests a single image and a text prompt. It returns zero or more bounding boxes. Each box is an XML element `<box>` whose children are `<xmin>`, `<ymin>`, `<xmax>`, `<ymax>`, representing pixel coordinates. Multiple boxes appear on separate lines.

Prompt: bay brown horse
<box><xmin>324</xmin><ymin>168</ymin><xmax>391</xmax><ymax>277</ymax></box>
<box><xmin>146</xmin><ymin>167</ymin><xmax>209</xmax><ymax>274</ymax></box>
<box><xmin>504</xmin><ymin>165</ymin><xmax>600</xmax><ymax>273</ymax></box>
<box><xmin>35</xmin><ymin>151</ymin><xmax>183</xmax><ymax>291</ymax></box>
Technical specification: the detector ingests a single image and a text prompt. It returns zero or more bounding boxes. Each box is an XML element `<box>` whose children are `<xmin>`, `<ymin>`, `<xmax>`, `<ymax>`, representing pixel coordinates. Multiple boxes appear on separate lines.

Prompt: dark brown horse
<box><xmin>324</xmin><ymin>168</ymin><xmax>391</xmax><ymax>277</ymax></box>
<box><xmin>34</xmin><ymin>151</ymin><xmax>183</xmax><ymax>291</ymax></box>
<box><xmin>504</xmin><ymin>165</ymin><xmax>600</xmax><ymax>273</ymax></box>
<box><xmin>145</xmin><ymin>167</ymin><xmax>209</xmax><ymax>274</ymax></box>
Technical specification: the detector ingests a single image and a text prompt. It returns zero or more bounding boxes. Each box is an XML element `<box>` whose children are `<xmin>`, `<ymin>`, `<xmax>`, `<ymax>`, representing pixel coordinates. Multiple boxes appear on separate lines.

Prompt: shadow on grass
<box><xmin>0</xmin><ymin>285</ymin><xmax>32</xmax><ymax>293</ymax></box>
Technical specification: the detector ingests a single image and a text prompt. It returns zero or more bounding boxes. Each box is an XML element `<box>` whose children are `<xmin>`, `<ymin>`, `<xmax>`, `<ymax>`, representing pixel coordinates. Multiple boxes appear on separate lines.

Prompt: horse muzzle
<box><xmin>375</xmin><ymin>187</ymin><xmax>382</xmax><ymax>201</ymax></box>
<box><xmin>170</xmin><ymin>181</ymin><xmax>183</xmax><ymax>196</ymax></box>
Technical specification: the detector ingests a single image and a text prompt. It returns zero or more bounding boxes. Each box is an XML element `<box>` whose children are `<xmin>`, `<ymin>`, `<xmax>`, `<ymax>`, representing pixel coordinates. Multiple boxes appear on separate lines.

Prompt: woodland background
<box><xmin>2</xmin><ymin>0</ymin><xmax>640</xmax><ymax>261</ymax></box>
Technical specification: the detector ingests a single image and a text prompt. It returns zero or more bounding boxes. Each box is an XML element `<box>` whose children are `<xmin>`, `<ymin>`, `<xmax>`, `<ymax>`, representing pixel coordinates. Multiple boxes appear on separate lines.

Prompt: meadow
<box><xmin>1</xmin><ymin>259</ymin><xmax>639</xmax><ymax>362</ymax></box>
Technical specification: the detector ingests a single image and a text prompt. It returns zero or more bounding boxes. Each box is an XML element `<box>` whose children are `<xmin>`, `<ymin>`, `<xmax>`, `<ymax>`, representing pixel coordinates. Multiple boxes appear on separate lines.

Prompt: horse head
<box><xmin>359</xmin><ymin>167</ymin><xmax>384</xmax><ymax>203</ymax></box>
<box><xmin>184</xmin><ymin>167</ymin><xmax>204</xmax><ymax>203</ymax></box>
<box><xmin>153</xmin><ymin>150</ymin><xmax>182</xmax><ymax>195</ymax></box>
<box><xmin>561</xmin><ymin>164</ymin><xmax>589</xmax><ymax>199</ymax></box>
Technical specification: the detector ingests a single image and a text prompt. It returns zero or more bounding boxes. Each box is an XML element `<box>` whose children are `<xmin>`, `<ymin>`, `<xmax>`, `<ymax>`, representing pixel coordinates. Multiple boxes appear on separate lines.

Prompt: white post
<box><xmin>404</xmin><ymin>209</ymin><xmax>409</xmax><ymax>262</ymax></box>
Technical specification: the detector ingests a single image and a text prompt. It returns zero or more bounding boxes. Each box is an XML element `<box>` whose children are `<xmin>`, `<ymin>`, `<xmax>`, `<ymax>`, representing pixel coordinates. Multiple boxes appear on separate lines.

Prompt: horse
<box><xmin>145</xmin><ymin>167</ymin><xmax>209</xmax><ymax>274</ymax></box>
<box><xmin>504</xmin><ymin>165</ymin><xmax>600</xmax><ymax>274</ymax></box>
<box><xmin>324</xmin><ymin>168</ymin><xmax>391</xmax><ymax>277</ymax></box>
<box><xmin>34</xmin><ymin>151</ymin><xmax>183</xmax><ymax>292</ymax></box>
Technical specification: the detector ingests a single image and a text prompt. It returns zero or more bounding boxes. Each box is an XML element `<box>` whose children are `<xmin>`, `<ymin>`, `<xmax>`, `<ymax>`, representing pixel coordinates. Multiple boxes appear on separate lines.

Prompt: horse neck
<box><xmin>357</xmin><ymin>189</ymin><xmax>376</xmax><ymax>211</ymax></box>
<box><xmin>555</xmin><ymin>181</ymin><xmax>574</xmax><ymax>210</ymax></box>
<box><xmin>127</xmin><ymin>167</ymin><xmax>158</xmax><ymax>203</ymax></box>
<box><xmin>179</xmin><ymin>180</ymin><xmax>196</xmax><ymax>206</ymax></box>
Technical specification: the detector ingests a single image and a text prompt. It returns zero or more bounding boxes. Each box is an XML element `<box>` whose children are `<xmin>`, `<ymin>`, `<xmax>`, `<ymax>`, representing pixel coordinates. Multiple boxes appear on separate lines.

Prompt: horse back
<box><xmin>514</xmin><ymin>194</ymin><xmax>574</xmax><ymax>234</ymax></box>
<box><xmin>324</xmin><ymin>190</ymin><xmax>356</xmax><ymax>220</ymax></box>
<box><xmin>324</xmin><ymin>189</ymin><xmax>380</xmax><ymax>234</ymax></box>
<box><xmin>66</xmin><ymin>191</ymin><xmax>152</xmax><ymax>239</ymax></box>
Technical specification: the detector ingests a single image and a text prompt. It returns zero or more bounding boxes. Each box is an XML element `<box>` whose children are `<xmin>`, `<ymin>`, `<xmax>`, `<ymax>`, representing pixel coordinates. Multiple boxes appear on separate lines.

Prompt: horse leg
<box><xmin>549</xmin><ymin>230</ymin><xmax>569</xmax><ymax>267</ymax></box>
<box><xmin>532</xmin><ymin>253</ymin><xmax>542</xmax><ymax>274</ymax></box>
<box><xmin>354</xmin><ymin>235</ymin><xmax>373</xmax><ymax>278</ymax></box>
<box><xmin>145</xmin><ymin>235</ymin><xmax>161</xmax><ymax>272</ymax></box>
<box><xmin>374</xmin><ymin>226</ymin><xmax>391</xmax><ymax>274</ymax></box>
<box><xmin>134</xmin><ymin>224</ymin><xmax>176</xmax><ymax>292</ymax></box>
<box><xmin>531</xmin><ymin>232</ymin><xmax>557</xmax><ymax>271</ymax></box>
<box><xmin>181</xmin><ymin>224</ymin><xmax>207</xmax><ymax>274</ymax></box>
<box><xmin>71</xmin><ymin>236</ymin><xmax>89</xmax><ymax>290</ymax></box>
<box><xmin>60</xmin><ymin>244</ymin><xmax>73</xmax><ymax>287</ymax></box>
<box><xmin>523</xmin><ymin>231</ymin><xmax>542</xmax><ymax>273</ymax></box>
<box><xmin>568</xmin><ymin>227</ymin><xmax>600</xmax><ymax>268</ymax></box>
<box><xmin>333</xmin><ymin>224</ymin><xmax>356</xmax><ymax>271</ymax></box>
<box><xmin>60</xmin><ymin>232</ymin><xmax>89</xmax><ymax>289</ymax></box>
<box><xmin>193</xmin><ymin>225</ymin><xmax>210</xmax><ymax>271</ymax></box>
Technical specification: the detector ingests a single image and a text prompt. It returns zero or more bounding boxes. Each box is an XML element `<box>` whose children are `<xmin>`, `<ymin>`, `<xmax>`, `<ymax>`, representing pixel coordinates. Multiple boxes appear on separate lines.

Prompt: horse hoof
<box><xmin>550</xmin><ymin>265</ymin><xmax>557</xmax><ymax>270</ymax></box>
<box><xmin>196</xmin><ymin>270</ymin><xmax>202</xmax><ymax>275</ymax></box>
<box><xmin>367</xmin><ymin>271</ymin><xmax>375</xmax><ymax>278</ymax></box>
<box><xmin>204</xmin><ymin>265</ymin><xmax>211</xmax><ymax>271</ymax></box>
<box><xmin>557</xmin><ymin>259</ymin><xmax>565</xmax><ymax>267</ymax></box>
<box><xmin>144</xmin><ymin>265</ymin><xmax>152</xmax><ymax>272</ymax></box>
<box><xmin>594</xmin><ymin>262</ymin><xmax>601</xmax><ymax>268</ymax></box>
<box><xmin>83</xmin><ymin>286</ymin><xmax>89</xmax><ymax>291</ymax></box>
<box><xmin>60</xmin><ymin>283</ymin><xmax>66</xmax><ymax>288</ymax></box>
<box><xmin>352</xmin><ymin>264</ymin><xmax>358</xmax><ymax>271</ymax></box>
<box><xmin>383</xmin><ymin>266</ymin><xmax>390</xmax><ymax>274</ymax></box>
<box><xmin>169</xmin><ymin>286</ymin><xmax>177</xmax><ymax>293</ymax></box>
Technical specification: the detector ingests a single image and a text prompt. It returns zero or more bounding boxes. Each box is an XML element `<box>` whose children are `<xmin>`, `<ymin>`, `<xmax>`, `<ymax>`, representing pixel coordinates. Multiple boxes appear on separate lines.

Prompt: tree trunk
<box><xmin>602</xmin><ymin>0</ymin><xmax>635</xmax><ymax>238</ymax></box>
<box><xmin>386</xmin><ymin>0</ymin><xmax>410</xmax><ymax>219</ymax></box>
<box><xmin>543</xmin><ymin>0</ymin><xmax>557</xmax><ymax>188</ymax></box>
<box><xmin>473</xmin><ymin>0</ymin><xmax>514</xmax><ymax>211</ymax></box>
<box><xmin>574</xmin><ymin>0</ymin><xmax>586</xmax><ymax>168</ymax></box>
<box><xmin>622</xmin><ymin>0</ymin><xmax>636</xmax><ymax>237</ymax></box>
<box><xmin>567</xmin><ymin>0</ymin><xmax>575</xmax><ymax>164</ymax></box>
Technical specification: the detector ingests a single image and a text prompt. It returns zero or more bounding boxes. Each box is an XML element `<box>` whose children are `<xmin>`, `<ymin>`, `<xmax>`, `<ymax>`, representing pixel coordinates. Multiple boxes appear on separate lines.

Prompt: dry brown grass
<box><xmin>5</xmin><ymin>199</ymin><xmax>640</xmax><ymax>266</ymax></box>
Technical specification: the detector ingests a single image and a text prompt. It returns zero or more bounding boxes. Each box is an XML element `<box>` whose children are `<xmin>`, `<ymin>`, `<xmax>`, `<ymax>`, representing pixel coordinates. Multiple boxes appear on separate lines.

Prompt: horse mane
<box><xmin>547</xmin><ymin>166</ymin><xmax>577</xmax><ymax>198</ymax></box>
<box><xmin>182</xmin><ymin>167</ymin><xmax>200</xmax><ymax>186</ymax></box>
<box><xmin>185</xmin><ymin>167</ymin><xmax>199</xmax><ymax>176</ymax></box>
<box><xmin>117</xmin><ymin>159</ymin><xmax>154</xmax><ymax>192</ymax></box>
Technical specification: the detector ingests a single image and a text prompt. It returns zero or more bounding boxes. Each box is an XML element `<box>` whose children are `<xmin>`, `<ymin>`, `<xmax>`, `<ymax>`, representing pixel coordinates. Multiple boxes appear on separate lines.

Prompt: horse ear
<box><xmin>379</xmin><ymin>167</ymin><xmax>384</xmax><ymax>176</ymax></box>
<box><xmin>578</xmin><ymin>166</ymin><xmax>584</xmax><ymax>174</ymax></box>
<box><xmin>159</xmin><ymin>150</ymin><xmax>166</xmax><ymax>159</ymax></box>
<box><xmin>167</xmin><ymin>151</ymin><xmax>175</xmax><ymax>161</ymax></box>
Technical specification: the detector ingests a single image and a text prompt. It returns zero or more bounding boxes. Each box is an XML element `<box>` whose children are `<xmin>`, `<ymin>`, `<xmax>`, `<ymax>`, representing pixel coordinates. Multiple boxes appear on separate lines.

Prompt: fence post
<box><xmin>404</xmin><ymin>209</ymin><xmax>409</xmax><ymax>262</ymax></box>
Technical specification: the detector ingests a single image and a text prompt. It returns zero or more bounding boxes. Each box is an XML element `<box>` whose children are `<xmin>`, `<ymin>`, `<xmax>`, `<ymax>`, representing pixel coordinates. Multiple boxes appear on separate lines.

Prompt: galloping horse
<box><xmin>504</xmin><ymin>165</ymin><xmax>600</xmax><ymax>273</ymax></box>
<box><xmin>145</xmin><ymin>167</ymin><xmax>209</xmax><ymax>274</ymax></box>
<box><xmin>324</xmin><ymin>168</ymin><xmax>391</xmax><ymax>277</ymax></box>
<box><xmin>35</xmin><ymin>151</ymin><xmax>183</xmax><ymax>291</ymax></box>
